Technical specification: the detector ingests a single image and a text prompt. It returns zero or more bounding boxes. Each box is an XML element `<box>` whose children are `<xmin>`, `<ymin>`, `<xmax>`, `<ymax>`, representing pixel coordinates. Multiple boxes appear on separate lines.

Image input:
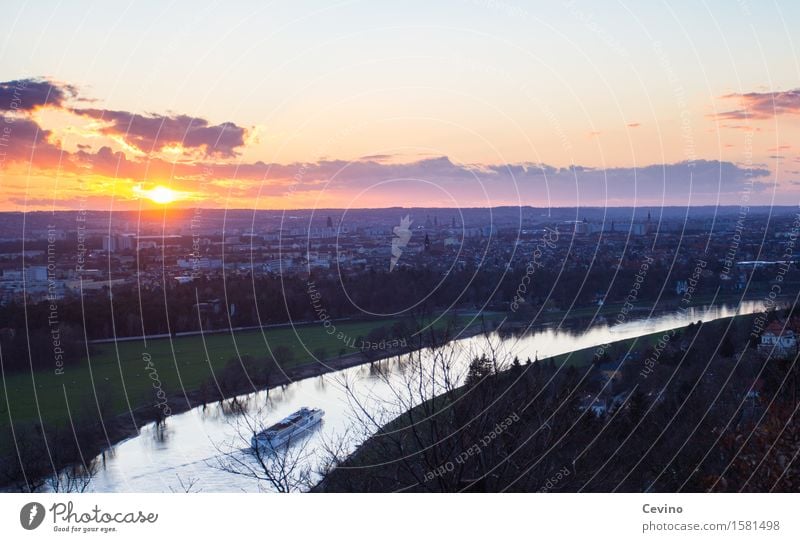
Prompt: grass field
<box><xmin>0</xmin><ymin>305</ymin><xmax>754</xmax><ymax>432</ymax></box>
<box><xmin>0</xmin><ymin>316</ymin><xmax>472</xmax><ymax>429</ymax></box>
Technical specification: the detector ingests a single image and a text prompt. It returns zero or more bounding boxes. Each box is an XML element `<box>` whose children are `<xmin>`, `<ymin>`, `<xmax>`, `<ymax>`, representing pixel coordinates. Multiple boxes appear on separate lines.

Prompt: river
<box><xmin>81</xmin><ymin>300</ymin><xmax>769</xmax><ymax>492</ymax></box>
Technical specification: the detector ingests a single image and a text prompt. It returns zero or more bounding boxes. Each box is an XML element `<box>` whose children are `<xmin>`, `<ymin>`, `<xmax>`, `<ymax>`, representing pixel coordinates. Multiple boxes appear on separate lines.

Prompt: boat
<box><xmin>250</xmin><ymin>407</ymin><xmax>325</xmax><ymax>450</ymax></box>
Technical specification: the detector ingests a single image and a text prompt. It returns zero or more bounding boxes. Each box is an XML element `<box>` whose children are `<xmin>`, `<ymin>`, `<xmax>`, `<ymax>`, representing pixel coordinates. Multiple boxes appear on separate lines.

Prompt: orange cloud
<box><xmin>72</xmin><ymin>108</ymin><xmax>248</xmax><ymax>157</ymax></box>
<box><xmin>0</xmin><ymin>77</ymin><xmax>779</xmax><ymax>210</ymax></box>
<box><xmin>713</xmin><ymin>88</ymin><xmax>800</xmax><ymax>121</ymax></box>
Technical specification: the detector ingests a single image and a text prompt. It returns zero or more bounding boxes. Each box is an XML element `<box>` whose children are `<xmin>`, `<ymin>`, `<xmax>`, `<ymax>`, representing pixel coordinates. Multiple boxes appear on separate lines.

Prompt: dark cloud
<box><xmin>0</xmin><ymin>77</ymin><xmax>248</xmax><ymax>157</ymax></box>
<box><xmin>714</xmin><ymin>88</ymin><xmax>800</xmax><ymax>120</ymax></box>
<box><xmin>72</xmin><ymin>108</ymin><xmax>247</xmax><ymax>157</ymax></box>
<box><xmin>108</xmin><ymin>155</ymin><xmax>768</xmax><ymax>206</ymax></box>
<box><xmin>0</xmin><ymin>78</ymin><xmax>77</xmax><ymax>111</ymax></box>
<box><xmin>0</xmin><ymin>117</ymin><xmax>773</xmax><ymax>204</ymax></box>
<box><xmin>0</xmin><ymin>115</ymin><xmax>64</xmax><ymax>167</ymax></box>
<box><xmin>598</xmin><ymin>160</ymin><xmax>770</xmax><ymax>196</ymax></box>
<box><xmin>204</xmin><ymin>157</ymin><xmax>769</xmax><ymax>205</ymax></box>
<box><xmin>0</xmin><ymin>76</ymin><xmax>775</xmax><ymax>206</ymax></box>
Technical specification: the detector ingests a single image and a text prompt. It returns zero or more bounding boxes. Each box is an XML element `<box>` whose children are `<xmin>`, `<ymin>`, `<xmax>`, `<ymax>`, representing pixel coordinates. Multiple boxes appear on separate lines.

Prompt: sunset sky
<box><xmin>1</xmin><ymin>0</ymin><xmax>799</xmax><ymax>210</ymax></box>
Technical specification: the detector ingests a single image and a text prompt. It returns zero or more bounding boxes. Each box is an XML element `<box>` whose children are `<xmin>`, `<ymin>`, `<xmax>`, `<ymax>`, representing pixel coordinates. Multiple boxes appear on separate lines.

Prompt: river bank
<box><xmin>105</xmin><ymin>321</ymin><xmax>493</xmax><ymax>446</ymax></box>
<box><xmin>315</xmin><ymin>312</ymin><xmax>775</xmax><ymax>492</ymax></box>
<box><xmin>3</xmin><ymin>298</ymin><xmax>783</xmax><ymax>491</ymax></box>
<box><xmin>1</xmin><ymin>318</ymin><xmax>495</xmax><ymax>491</ymax></box>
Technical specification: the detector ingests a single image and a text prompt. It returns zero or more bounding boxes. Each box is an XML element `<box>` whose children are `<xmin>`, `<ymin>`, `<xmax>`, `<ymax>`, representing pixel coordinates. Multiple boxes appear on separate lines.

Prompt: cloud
<box><xmin>0</xmin><ymin>127</ymin><xmax>773</xmax><ymax>205</ymax></box>
<box><xmin>180</xmin><ymin>157</ymin><xmax>768</xmax><ymax>206</ymax></box>
<box><xmin>714</xmin><ymin>88</ymin><xmax>800</xmax><ymax>120</ymax></box>
<box><xmin>719</xmin><ymin>124</ymin><xmax>761</xmax><ymax>132</ymax></box>
<box><xmin>358</xmin><ymin>154</ymin><xmax>395</xmax><ymax>162</ymax></box>
<box><xmin>0</xmin><ymin>76</ymin><xmax>776</xmax><ymax>208</ymax></box>
<box><xmin>0</xmin><ymin>115</ymin><xmax>64</xmax><ymax>167</ymax></box>
<box><xmin>0</xmin><ymin>78</ymin><xmax>77</xmax><ymax>112</ymax></box>
<box><xmin>40</xmin><ymin>149</ymin><xmax>762</xmax><ymax>205</ymax></box>
<box><xmin>0</xmin><ymin>76</ymin><xmax>249</xmax><ymax>169</ymax></box>
<box><xmin>72</xmin><ymin>108</ymin><xmax>248</xmax><ymax>157</ymax></box>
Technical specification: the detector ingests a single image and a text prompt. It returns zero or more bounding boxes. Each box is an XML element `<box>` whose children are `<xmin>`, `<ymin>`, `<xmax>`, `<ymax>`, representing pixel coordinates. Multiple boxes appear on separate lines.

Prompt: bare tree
<box><xmin>169</xmin><ymin>473</ymin><xmax>201</xmax><ymax>493</ymax></box>
<box><xmin>210</xmin><ymin>404</ymin><xmax>316</xmax><ymax>493</ymax></box>
<box><xmin>48</xmin><ymin>459</ymin><xmax>99</xmax><ymax>493</ymax></box>
<box><xmin>323</xmin><ymin>331</ymin><xmax>514</xmax><ymax>491</ymax></box>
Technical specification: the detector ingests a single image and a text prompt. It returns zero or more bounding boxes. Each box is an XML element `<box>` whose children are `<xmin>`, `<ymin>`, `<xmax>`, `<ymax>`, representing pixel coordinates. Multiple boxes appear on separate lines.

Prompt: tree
<box><xmin>212</xmin><ymin>404</ymin><xmax>315</xmax><ymax>493</ymax></box>
<box><xmin>720</xmin><ymin>334</ymin><xmax>736</xmax><ymax>358</ymax></box>
<box><xmin>465</xmin><ymin>354</ymin><xmax>493</xmax><ymax>387</ymax></box>
<box><xmin>48</xmin><ymin>460</ymin><xmax>98</xmax><ymax>493</ymax></box>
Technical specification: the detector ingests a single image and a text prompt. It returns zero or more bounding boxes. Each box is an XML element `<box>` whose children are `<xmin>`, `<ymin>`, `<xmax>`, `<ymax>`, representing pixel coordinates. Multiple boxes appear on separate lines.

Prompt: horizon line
<box><xmin>3</xmin><ymin>204</ymin><xmax>797</xmax><ymax>215</ymax></box>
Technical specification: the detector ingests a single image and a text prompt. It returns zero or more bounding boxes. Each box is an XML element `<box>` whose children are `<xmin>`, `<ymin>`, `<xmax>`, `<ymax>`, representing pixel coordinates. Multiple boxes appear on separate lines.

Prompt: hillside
<box><xmin>318</xmin><ymin>312</ymin><xmax>800</xmax><ymax>492</ymax></box>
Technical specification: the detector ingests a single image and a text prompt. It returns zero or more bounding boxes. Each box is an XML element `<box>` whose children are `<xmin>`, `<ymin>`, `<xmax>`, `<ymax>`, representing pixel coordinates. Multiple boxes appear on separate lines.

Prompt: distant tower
<box><xmin>424</xmin><ymin>233</ymin><xmax>431</xmax><ymax>251</ymax></box>
<box><xmin>647</xmin><ymin>211</ymin><xmax>651</xmax><ymax>222</ymax></box>
<box><xmin>434</xmin><ymin>215</ymin><xmax>438</xmax><ymax>227</ymax></box>
<box><xmin>452</xmin><ymin>216</ymin><xmax>456</xmax><ymax>228</ymax></box>
<box><xmin>326</xmin><ymin>216</ymin><xmax>333</xmax><ymax>229</ymax></box>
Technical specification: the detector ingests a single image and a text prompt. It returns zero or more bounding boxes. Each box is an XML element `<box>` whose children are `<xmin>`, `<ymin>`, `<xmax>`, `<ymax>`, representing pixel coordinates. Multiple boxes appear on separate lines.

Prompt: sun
<box><xmin>135</xmin><ymin>185</ymin><xmax>181</xmax><ymax>205</ymax></box>
<box><xmin>147</xmin><ymin>186</ymin><xmax>179</xmax><ymax>204</ymax></box>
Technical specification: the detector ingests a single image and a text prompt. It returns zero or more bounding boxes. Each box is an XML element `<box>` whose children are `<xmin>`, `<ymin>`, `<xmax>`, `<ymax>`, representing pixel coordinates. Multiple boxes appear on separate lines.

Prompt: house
<box><xmin>578</xmin><ymin>395</ymin><xmax>607</xmax><ymax>416</ymax></box>
<box><xmin>758</xmin><ymin>320</ymin><xmax>798</xmax><ymax>358</ymax></box>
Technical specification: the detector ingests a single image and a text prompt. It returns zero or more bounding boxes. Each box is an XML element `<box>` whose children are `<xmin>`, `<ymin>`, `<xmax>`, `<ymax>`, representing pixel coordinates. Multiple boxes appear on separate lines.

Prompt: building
<box><xmin>103</xmin><ymin>234</ymin><xmax>135</xmax><ymax>252</ymax></box>
<box><xmin>578</xmin><ymin>394</ymin><xmax>607</xmax><ymax>416</ymax></box>
<box><xmin>758</xmin><ymin>320</ymin><xmax>798</xmax><ymax>358</ymax></box>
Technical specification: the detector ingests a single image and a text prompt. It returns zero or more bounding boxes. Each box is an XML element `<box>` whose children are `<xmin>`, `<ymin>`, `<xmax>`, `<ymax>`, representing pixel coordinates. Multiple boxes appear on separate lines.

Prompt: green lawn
<box><xmin>0</xmin><ymin>316</ymin><xmax>470</xmax><ymax>429</ymax></box>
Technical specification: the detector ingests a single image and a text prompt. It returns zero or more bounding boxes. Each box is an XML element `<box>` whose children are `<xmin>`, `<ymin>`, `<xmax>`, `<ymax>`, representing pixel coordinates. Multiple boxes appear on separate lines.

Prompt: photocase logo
<box><xmin>390</xmin><ymin>215</ymin><xmax>413</xmax><ymax>271</ymax></box>
<box><xmin>20</xmin><ymin>502</ymin><xmax>45</xmax><ymax>530</ymax></box>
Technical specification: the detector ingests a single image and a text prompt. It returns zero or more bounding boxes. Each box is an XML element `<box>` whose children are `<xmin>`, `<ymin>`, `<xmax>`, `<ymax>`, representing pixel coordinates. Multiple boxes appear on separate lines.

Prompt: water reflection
<box><xmin>151</xmin><ymin>421</ymin><xmax>172</xmax><ymax>447</ymax></box>
<box><xmin>84</xmin><ymin>301</ymin><xmax>769</xmax><ymax>492</ymax></box>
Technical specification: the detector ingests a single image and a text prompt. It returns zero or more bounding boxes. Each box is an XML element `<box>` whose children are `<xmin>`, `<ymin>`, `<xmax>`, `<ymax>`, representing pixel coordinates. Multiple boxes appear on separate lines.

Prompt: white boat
<box><xmin>250</xmin><ymin>407</ymin><xmax>324</xmax><ymax>450</ymax></box>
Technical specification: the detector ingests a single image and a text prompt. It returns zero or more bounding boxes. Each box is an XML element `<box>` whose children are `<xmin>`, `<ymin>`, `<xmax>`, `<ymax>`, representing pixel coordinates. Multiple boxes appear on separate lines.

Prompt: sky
<box><xmin>0</xmin><ymin>0</ymin><xmax>798</xmax><ymax>211</ymax></box>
